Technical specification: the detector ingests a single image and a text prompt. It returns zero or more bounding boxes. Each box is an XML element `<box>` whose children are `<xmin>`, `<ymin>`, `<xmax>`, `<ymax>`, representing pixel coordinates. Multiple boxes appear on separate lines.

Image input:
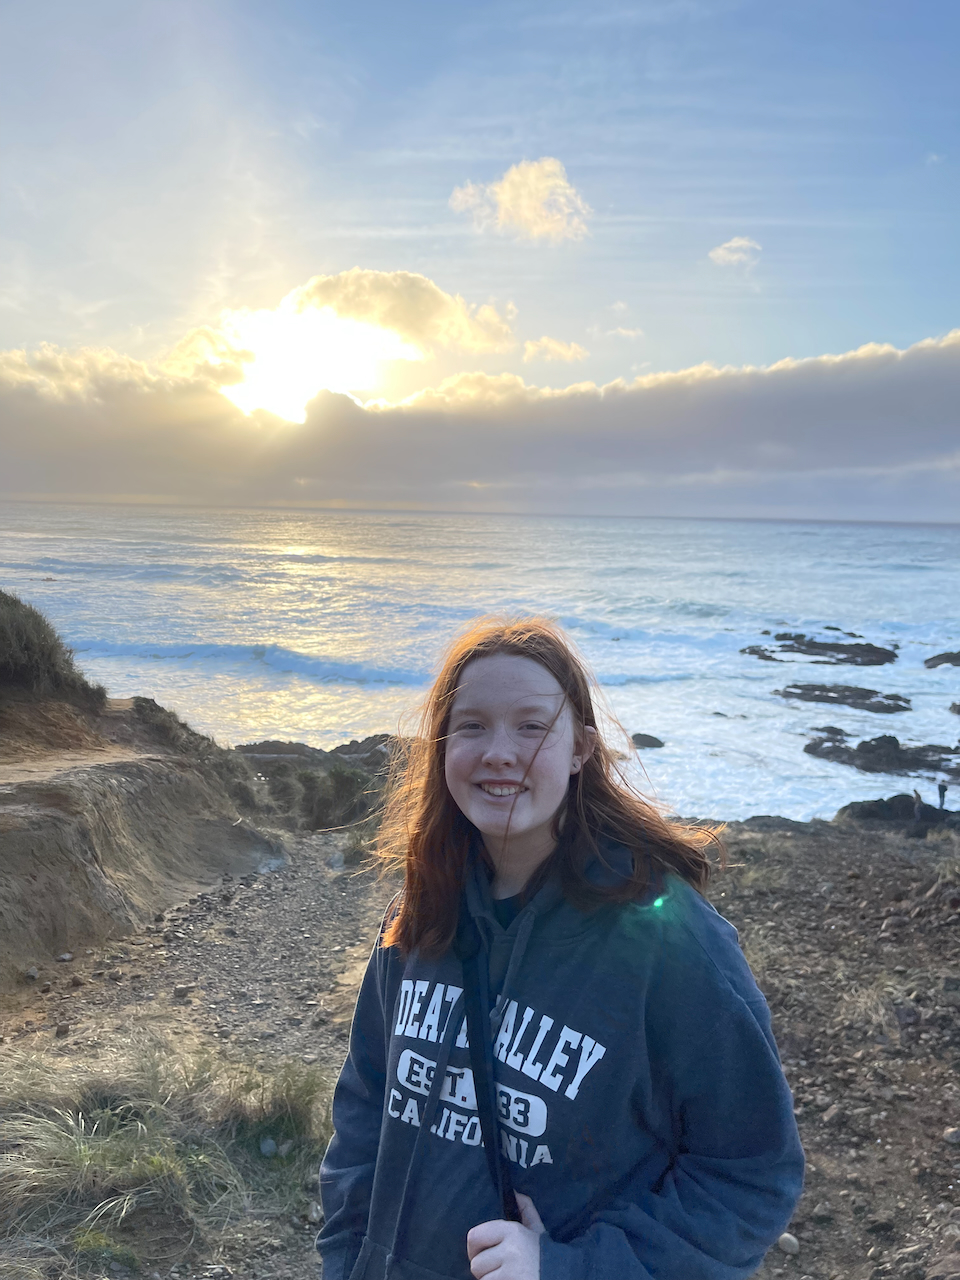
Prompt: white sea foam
<box><xmin>2</xmin><ymin>502</ymin><xmax>958</xmax><ymax>820</ymax></box>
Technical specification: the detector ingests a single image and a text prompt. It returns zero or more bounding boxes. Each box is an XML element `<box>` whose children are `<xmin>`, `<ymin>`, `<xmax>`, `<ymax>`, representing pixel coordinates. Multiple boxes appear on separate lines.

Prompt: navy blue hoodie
<box><xmin>319</xmin><ymin>848</ymin><xmax>803</xmax><ymax>1280</ymax></box>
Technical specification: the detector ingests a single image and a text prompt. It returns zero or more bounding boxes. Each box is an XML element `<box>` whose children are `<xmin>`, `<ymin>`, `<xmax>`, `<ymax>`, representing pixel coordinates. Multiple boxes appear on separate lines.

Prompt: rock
<box><xmin>173</xmin><ymin>983</ymin><xmax>196</xmax><ymax>998</ymax></box>
<box><xmin>778</xmin><ymin>1232</ymin><xmax>800</xmax><ymax>1255</ymax></box>
<box><xmin>306</xmin><ymin>1201</ymin><xmax>324</xmax><ymax>1224</ymax></box>
<box><xmin>951</xmin><ymin>703</ymin><xmax>960</xmax><ymax>716</ymax></box>
<box><xmin>866</xmin><ymin>1216</ymin><xmax>897</xmax><ymax>1236</ymax></box>
<box><xmin>55</xmin><ymin>953</ymin><xmax>74</xmax><ymax>962</ymax></box>
<box><xmin>70</xmin><ymin>974</ymin><xmax>84</xmax><ymax>987</ymax></box>
<box><xmin>278</xmin><ymin>1139</ymin><xmax>295</xmax><ymax>1157</ymax></box>
<box><xmin>811</xmin><ymin>1201</ymin><xmax>834</xmax><ymax>1224</ymax></box>
<box><xmin>807</xmin><ymin>735</ymin><xmax>960</xmax><ymax>777</ymax></box>
<box><xmin>40</xmin><ymin>981</ymin><xmax>51</xmax><ymax>993</ymax></box>
<box><xmin>24</xmin><ymin>966</ymin><xmax>39</xmax><ymax>981</ymax></box>
<box><xmin>775</xmin><ymin>683</ymin><xmax>911</xmax><ymax>713</ymax></box>
<box><xmin>926</xmin><ymin>652</ymin><xmax>960</xmax><ymax>669</ymax></box>
<box><xmin>943</xmin><ymin>1127</ymin><xmax>960</xmax><ymax>1145</ymax></box>
<box><xmin>55</xmin><ymin>1022</ymin><xmax>70</xmax><ymax>1037</ymax></box>
<box><xmin>631</xmin><ymin>733</ymin><xmax>665</xmax><ymax>749</ymax></box>
<box><xmin>260</xmin><ymin>1137</ymin><xmax>278</xmax><ymax>1157</ymax></box>
<box><xmin>743</xmin><ymin>634</ymin><xmax>897</xmax><ymax>665</ymax></box>
<box><xmin>106</xmin><ymin>968</ymin><xmax>123</xmax><ymax>982</ymax></box>
<box><xmin>822</xmin><ymin>1103</ymin><xmax>844</xmax><ymax>1124</ymax></box>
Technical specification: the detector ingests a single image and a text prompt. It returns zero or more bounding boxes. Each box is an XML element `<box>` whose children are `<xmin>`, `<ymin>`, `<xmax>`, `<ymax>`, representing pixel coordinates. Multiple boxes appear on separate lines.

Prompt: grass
<box><xmin>0</xmin><ymin>1034</ymin><xmax>331</xmax><ymax>1274</ymax></box>
<box><xmin>0</xmin><ymin>591</ymin><xmax>105</xmax><ymax>708</ymax></box>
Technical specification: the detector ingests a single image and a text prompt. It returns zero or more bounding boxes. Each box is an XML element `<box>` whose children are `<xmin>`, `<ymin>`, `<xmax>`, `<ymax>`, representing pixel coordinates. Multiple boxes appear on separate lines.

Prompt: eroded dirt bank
<box><xmin>0</xmin><ymin>698</ymin><xmax>285</xmax><ymax>991</ymax></box>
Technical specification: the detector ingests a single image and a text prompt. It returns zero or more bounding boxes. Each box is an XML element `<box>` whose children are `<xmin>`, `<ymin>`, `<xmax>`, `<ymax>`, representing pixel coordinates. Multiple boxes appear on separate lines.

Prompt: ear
<box><xmin>570</xmin><ymin>725</ymin><xmax>598</xmax><ymax>774</ymax></box>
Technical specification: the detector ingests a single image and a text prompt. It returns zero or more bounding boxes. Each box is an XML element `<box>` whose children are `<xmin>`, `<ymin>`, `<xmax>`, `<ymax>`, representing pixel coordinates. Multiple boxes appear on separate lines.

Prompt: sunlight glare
<box><xmin>220</xmin><ymin>302</ymin><xmax>422</xmax><ymax>422</ymax></box>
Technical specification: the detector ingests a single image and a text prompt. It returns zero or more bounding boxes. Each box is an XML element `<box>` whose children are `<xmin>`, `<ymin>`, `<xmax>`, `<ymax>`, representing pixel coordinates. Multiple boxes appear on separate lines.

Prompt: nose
<box><xmin>481</xmin><ymin>722</ymin><xmax>518</xmax><ymax>767</ymax></box>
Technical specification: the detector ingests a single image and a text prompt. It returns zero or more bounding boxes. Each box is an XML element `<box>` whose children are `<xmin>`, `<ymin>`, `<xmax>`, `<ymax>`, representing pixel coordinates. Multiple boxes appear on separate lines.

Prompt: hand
<box><xmin>466</xmin><ymin>1193</ymin><xmax>545</xmax><ymax>1280</ymax></box>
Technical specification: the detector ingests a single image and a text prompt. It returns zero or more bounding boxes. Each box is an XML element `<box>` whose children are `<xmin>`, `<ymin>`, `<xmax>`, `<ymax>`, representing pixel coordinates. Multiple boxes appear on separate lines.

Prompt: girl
<box><xmin>318</xmin><ymin>618</ymin><xmax>803</xmax><ymax>1280</ymax></box>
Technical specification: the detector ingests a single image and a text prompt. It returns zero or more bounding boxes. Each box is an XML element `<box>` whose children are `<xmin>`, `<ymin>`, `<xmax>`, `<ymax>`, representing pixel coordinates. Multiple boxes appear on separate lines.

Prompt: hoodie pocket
<box><xmin>347</xmin><ymin>1236</ymin><xmax>467</xmax><ymax>1280</ymax></box>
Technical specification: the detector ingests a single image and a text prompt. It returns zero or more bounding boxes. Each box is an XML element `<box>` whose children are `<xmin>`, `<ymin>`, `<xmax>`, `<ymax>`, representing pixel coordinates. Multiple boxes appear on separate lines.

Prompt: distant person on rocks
<box><xmin>318</xmin><ymin>617</ymin><xmax>803</xmax><ymax>1280</ymax></box>
<box><xmin>939</xmin><ymin>782</ymin><xmax>948</xmax><ymax>810</ymax></box>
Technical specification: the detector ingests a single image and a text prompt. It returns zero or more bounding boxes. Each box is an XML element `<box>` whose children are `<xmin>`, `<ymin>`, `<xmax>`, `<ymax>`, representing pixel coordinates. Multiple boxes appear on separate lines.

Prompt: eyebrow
<box><xmin>449</xmin><ymin>700</ymin><xmax>562</xmax><ymax>717</ymax></box>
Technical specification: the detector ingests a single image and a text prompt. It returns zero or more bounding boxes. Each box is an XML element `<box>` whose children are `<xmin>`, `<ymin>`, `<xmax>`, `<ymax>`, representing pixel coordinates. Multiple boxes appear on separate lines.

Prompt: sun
<box><xmin>219</xmin><ymin>300</ymin><xmax>423</xmax><ymax>422</ymax></box>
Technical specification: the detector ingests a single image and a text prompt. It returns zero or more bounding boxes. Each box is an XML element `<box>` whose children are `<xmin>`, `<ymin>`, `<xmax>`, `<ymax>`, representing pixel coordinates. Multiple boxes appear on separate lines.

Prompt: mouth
<box><xmin>477</xmin><ymin>782</ymin><xmax>528</xmax><ymax>798</ymax></box>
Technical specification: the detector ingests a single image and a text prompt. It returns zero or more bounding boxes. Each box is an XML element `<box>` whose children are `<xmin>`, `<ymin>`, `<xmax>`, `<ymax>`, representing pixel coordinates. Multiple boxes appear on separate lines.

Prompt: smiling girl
<box><xmin>318</xmin><ymin>618</ymin><xmax>803</xmax><ymax>1280</ymax></box>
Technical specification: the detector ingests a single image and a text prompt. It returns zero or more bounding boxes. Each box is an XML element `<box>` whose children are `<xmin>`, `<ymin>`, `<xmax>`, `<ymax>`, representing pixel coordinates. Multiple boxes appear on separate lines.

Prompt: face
<box><xmin>443</xmin><ymin>653</ymin><xmax>593</xmax><ymax>862</ymax></box>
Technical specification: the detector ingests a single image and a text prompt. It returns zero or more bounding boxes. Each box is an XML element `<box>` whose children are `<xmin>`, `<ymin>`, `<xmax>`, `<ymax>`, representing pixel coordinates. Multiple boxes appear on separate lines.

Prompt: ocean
<box><xmin>2</xmin><ymin>501</ymin><xmax>958</xmax><ymax>821</ymax></box>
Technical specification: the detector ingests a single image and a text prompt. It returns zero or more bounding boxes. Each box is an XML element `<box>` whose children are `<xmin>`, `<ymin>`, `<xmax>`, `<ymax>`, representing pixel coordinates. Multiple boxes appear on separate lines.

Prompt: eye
<box><xmin>451</xmin><ymin>720</ymin><xmax>484</xmax><ymax>735</ymax></box>
<box><xmin>517</xmin><ymin>720</ymin><xmax>549</xmax><ymax>736</ymax></box>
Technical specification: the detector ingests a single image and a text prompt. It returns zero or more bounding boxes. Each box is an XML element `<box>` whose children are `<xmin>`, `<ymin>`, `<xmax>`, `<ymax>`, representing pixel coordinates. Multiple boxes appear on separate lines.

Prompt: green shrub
<box><xmin>0</xmin><ymin>590</ymin><xmax>105</xmax><ymax>707</ymax></box>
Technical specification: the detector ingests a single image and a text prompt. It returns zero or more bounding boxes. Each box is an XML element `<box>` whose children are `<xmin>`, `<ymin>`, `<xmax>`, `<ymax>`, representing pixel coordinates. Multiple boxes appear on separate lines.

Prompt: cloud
<box><xmin>450</xmin><ymin>158</ymin><xmax>591</xmax><ymax>243</ymax></box>
<box><xmin>523</xmin><ymin>336</ymin><xmax>589</xmax><ymax>362</ymax></box>
<box><xmin>162</xmin><ymin>268</ymin><xmax>518</xmax><ymax>421</ymax></box>
<box><xmin>708</xmin><ymin>236</ymin><xmax>762</xmax><ymax>267</ymax></box>
<box><xmin>3</xmin><ymin>330</ymin><xmax>960</xmax><ymax>522</ymax></box>
<box><xmin>286</xmin><ymin>268</ymin><xmax>515</xmax><ymax>353</ymax></box>
<box><xmin>607</xmin><ymin>327</ymin><xmax>644</xmax><ymax>339</ymax></box>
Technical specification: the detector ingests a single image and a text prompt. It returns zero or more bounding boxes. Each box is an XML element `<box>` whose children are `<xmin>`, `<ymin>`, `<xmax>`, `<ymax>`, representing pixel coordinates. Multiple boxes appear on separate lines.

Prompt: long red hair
<box><xmin>379</xmin><ymin>616</ymin><xmax>721</xmax><ymax>956</ymax></box>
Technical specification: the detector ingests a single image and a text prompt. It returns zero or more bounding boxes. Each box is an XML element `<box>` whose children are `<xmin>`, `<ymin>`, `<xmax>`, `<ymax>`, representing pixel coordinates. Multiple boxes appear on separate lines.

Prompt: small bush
<box><xmin>0</xmin><ymin>590</ymin><xmax>105</xmax><ymax>707</ymax></box>
<box><xmin>131</xmin><ymin>698</ymin><xmax>260</xmax><ymax>807</ymax></box>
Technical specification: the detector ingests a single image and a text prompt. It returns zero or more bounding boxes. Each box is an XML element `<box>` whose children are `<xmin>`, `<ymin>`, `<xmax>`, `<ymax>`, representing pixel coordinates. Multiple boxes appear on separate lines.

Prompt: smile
<box><xmin>478</xmin><ymin>783</ymin><xmax>528</xmax><ymax>797</ymax></box>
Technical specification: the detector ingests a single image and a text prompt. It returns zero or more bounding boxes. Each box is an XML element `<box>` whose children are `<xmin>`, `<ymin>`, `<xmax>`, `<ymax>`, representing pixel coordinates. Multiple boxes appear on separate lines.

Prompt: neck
<box><xmin>485</xmin><ymin>831</ymin><xmax>557</xmax><ymax>899</ymax></box>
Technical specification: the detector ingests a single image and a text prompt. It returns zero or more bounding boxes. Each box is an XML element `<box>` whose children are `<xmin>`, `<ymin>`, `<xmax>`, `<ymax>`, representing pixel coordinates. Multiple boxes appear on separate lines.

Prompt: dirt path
<box><xmin>0</xmin><ymin>745</ymin><xmax>149</xmax><ymax>785</ymax></box>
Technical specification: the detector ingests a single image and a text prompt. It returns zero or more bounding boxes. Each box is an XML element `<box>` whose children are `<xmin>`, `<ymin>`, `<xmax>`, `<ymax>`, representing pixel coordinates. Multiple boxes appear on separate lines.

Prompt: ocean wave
<box><xmin>69</xmin><ymin>639</ymin><xmax>428</xmax><ymax>685</ymax></box>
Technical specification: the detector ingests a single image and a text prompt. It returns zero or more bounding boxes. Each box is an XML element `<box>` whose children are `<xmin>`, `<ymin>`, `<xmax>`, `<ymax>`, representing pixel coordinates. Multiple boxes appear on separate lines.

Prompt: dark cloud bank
<box><xmin>2</xmin><ymin>332</ymin><xmax>959</xmax><ymax>521</ymax></box>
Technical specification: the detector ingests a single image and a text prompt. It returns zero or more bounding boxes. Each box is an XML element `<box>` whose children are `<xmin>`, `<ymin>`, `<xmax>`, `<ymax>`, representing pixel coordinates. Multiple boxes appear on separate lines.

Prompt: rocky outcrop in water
<box><xmin>925</xmin><ymin>652</ymin><xmax>960</xmax><ymax>669</ymax></box>
<box><xmin>805</xmin><ymin>729</ymin><xmax>960</xmax><ymax>778</ymax></box>
<box><xmin>775</xmin><ymin>683</ymin><xmax>910</xmax><ymax>713</ymax></box>
<box><xmin>742</xmin><ymin>632</ymin><xmax>898</xmax><ymax>666</ymax></box>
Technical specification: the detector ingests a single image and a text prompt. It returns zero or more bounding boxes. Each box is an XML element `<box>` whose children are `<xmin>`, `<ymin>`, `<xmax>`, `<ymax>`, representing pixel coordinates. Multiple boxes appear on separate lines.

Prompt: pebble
<box><xmin>278</xmin><ymin>1139</ymin><xmax>294</xmax><ymax>1157</ymax></box>
<box><xmin>56</xmin><ymin>953</ymin><xmax>74</xmax><ymax>963</ymax></box>
<box><xmin>24</xmin><ymin>966</ymin><xmax>39</xmax><ymax>980</ymax></box>
<box><xmin>106</xmin><ymin>969</ymin><xmax>123</xmax><ymax>982</ymax></box>
<box><xmin>40</xmin><ymin>981</ymin><xmax>51</xmax><ymax>993</ymax></box>
<box><xmin>55</xmin><ymin>1022</ymin><xmax>70</xmax><ymax>1037</ymax></box>
<box><xmin>173</xmin><ymin>983</ymin><xmax>196</xmax><ymax>998</ymax></box>
<box><xmin>70</xmin><ymin>974</ymin><xmax>84</xmax><ymax>987</ymax></box>
<box><xmin>944</xmin><ymin>1127</ymin><xmax>960</xmax><ymax>1144</ymax></box>
<box><xmin>778</xmin><ymin>1233</ymin><xmax>800</xmax><ymax>1255</ymax></box>
<box><xmin>306</xmin><ymin>1201</ymin><xmax>323</xmax><ymax>1224</ymax></box>
<box><xmin>811</xmin><ymin>1201</ymin><xmax>834</xmax><ymax>1224</ymax></box>
<box><xmin>260</xmin><ymin>1137</ymin><xmax>278</xmax><ymax>1157</ymax></box>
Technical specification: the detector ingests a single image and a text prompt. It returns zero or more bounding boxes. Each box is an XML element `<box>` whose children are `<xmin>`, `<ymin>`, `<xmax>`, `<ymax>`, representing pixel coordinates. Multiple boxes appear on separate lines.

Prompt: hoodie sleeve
<box><xmin>317</xmin><ymin>938</ymin><xmax>391</xmax><ymax>1280</ymax></box>
<box><xmin>539</xmin><ymin>908</ymin><xmax>804</xmax><ymax>1280</ymax></box>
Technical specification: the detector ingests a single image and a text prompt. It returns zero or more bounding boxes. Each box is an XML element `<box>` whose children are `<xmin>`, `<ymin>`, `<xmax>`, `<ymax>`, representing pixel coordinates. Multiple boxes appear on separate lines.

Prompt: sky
<box><xmin>1</xmin><ymin>0</ymin><xmax>958</xmax><ymax>520</ymax></box>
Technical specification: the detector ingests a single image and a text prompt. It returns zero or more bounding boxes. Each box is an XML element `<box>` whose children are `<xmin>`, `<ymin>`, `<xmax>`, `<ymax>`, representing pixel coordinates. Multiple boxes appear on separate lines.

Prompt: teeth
<box><xmin>480</xmin><ymin>784</ymin><xmax>524</xmax><ymax>797</ymax></box>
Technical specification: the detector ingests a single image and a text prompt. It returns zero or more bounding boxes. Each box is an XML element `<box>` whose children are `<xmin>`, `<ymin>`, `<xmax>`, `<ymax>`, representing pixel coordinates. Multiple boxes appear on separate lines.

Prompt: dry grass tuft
<box><xmin>0</xmin><ymin>1034</ymin><xmax>331</xmax><ymax>1270</ymax></box>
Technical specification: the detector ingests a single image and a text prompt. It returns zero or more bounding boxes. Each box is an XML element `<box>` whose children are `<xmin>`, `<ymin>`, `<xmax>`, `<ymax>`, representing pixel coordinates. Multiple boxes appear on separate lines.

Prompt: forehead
<box><xmin>451</xmin><ymin>654</ymin><xmax>565</xmax><ymax>709</ymax></box>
